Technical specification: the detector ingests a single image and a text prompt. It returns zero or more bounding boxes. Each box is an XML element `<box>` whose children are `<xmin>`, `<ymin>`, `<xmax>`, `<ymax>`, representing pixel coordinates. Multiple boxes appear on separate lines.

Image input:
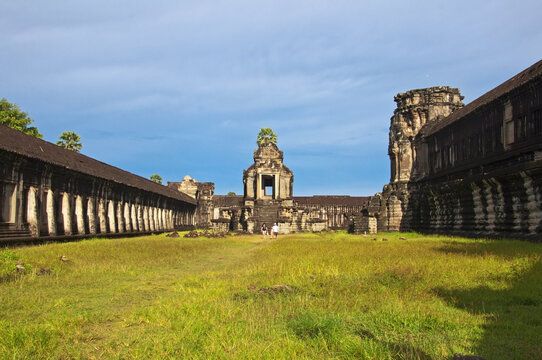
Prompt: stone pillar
<box><xmin>98</xmin><ymin>199</ymin><xmax>107</xmax><ymax>233</ymax></box>
<box><xmin>46</xmin><ymin>189</ymin><xmax>57</xmax><ymax>236</ymax></box>
<box><xmin>160</xmin><ymin>208</ymin><xmax>165</xmax><ymax>230</ymax></box>
<box><xmin>87</xmin><ymin>197</ymin><xmax>97</xmax><ymax>234</ymax></box>
<box><xmin>117</xmin><ymin>201</ymin><xmax>125</xmax><ymax>233</ymax></box>
<box><xmin>75</xmin><ymin>195</ymin><xmax>85</xmax><ymax>235</ymax></box>
<box><xmin>521</xmin><ymin>172</ymin><xmax>541</xmax><ymax>235</ymax></box>
<box><xmin>471</xmin><ymin>183</ymin><xmax>484</xmax><ymax>233</ymax></box>
<box><xmin>157</xmin><ymin>208</ymin><xmax>163</xmax><ymax>230</ymax></box>
<box><xmin>137</xmin><ymin>205</ymin><xmax>144</xmax><ymax>231</ymax></box>
<box><xmin>246</xmin><ymin>177</ymin><xmax>254</xmax><ymax>198</ymax></box>
<box><xmin>26</xmin><ymin>186</ymin><xmax>39</xmax><ymax>237</ymax></box>
<box><xmin>143</xmin><ymin>206</ymin><xmax>150</xmax><ymax>231</ymax></box>
<box><xmin>149</xmin><ymin>207</ymin><xmax>155</xmax><ymax>231</ymax></box>
<box><xmin>61</xmin><ymin>192</ymin><xmax>72</xmax><ymax>235</ymax></box>
<box><xmin>131</xmin><ymin>204</ymin><xmax>138</xmax><ymax>232</ymax></box>
<box><xmin>124</xmin><ymin>202</ymin><xmax>131</xmax><ymax>232</ymax></box>
<box><xmin>274</xmin><ymin>174</ymin><xmax>279</xmax><ymax>199</ymax></box>
<box><xmin>108</xmin><ymin>200</ymin><xmax>117</xmax><ymax>233</ymax></box>
<box><xmin>154</xmin><ymin>207</ymin><xmax>159</xmax><ymax>231</ymax></box>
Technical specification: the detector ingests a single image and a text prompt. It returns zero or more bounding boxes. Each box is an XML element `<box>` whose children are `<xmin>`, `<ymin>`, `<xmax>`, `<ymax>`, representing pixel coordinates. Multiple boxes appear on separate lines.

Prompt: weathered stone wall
<box><xmin>293</xmin><ymin>196</ymin><xmax>369</xmax><ymax>230</ymax></box>
<box><xmin>406</xmin><ymin>61</ymin><xmax>542</xmax><ymax>239</ymax></box>
<box><xmin>168</xmin><ymin>176</ymin><xmax>215</xmax><ymax>228</ymax></box>
<box><xmin>374</xmin><ymin>87</ymin><xmax>464</xmax><ymax>232</ymax></box>
<box><xmin>0</xmin><ymin>125</ymin><xmax>196</xmax><ymax>243</ymax></box>
<box><xmin>370</xmin><ymin>59</ymin><xmax>542</xmax><ymax>240</ymax></box>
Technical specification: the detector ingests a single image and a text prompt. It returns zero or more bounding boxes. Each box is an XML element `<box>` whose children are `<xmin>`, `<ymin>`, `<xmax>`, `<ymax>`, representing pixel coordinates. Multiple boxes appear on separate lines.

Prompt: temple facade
<box><xmin>356</xmin><ymin>59</ymin><xmax>542</xmax><ymax>240</ymax></box>
<box><xmin>170</xmin><ymin>141</ymin><xmax>368</xmax><ymax>234</ymax></box>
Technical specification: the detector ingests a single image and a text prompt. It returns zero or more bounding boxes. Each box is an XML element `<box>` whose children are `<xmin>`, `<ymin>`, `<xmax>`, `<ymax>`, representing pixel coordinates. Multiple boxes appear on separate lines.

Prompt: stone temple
<box><xmin>1</xmin><ymin>59</ymin><xmax>541</xmax><ymax>242</ymax></box>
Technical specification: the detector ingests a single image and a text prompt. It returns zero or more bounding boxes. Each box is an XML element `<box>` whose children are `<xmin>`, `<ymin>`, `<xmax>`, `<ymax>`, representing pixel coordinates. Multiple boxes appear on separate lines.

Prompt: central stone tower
<box><xmin>242</xmin><ymin>142</ymin><xmax>294</xmax><ymax>232</ymax></box>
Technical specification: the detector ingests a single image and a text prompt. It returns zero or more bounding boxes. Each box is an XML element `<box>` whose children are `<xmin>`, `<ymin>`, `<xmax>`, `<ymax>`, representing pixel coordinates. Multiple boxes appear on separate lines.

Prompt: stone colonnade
<box><xmin>1</xmin><ymin>152</ymin><xmax>196</xmax><ymax>240</ymax></box>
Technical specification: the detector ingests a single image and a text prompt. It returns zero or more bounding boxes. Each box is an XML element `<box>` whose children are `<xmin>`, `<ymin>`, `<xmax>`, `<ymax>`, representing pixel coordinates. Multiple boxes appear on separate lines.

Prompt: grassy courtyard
<box><xmin>0</xmin><ymin>232</ymin><xmax>541</xmax><ymax>359</ymax></box>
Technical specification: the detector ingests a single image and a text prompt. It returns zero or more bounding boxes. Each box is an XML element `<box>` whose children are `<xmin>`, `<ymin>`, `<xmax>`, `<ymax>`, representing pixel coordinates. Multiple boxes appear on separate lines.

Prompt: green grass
<box><xmin>0</xmin><ymin>232</ymin><xmax>541</xmax><ymax>359</ymax></box>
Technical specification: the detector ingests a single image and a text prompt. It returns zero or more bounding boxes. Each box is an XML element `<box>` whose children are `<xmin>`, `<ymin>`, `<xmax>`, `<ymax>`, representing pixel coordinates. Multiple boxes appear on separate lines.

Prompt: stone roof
<box><xmin>0</xmin><ymin>125</ymin><xmax>196</xmax><ymax>205</ymax></box>
<box><xmin>420</xmin><ymin>59</ymin><xmax>542</xmax><ymax>137</ymax></box>
<box><xmin>213</xmin><ymin>195</ymin><xmax>244</xmax><ymax>207</ymax></box>
<box><xmin>294</xmin><ymin>196</ymin><xmax>369</xmax><ymax>206</ymax></box>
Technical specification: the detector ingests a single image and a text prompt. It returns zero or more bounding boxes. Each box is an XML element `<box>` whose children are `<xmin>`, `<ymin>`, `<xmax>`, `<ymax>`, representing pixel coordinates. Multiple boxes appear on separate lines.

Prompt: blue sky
<box><xmin>1</xmin><ymin>1</ymin><xmax>541</xmax><ymax>196</ymax></box>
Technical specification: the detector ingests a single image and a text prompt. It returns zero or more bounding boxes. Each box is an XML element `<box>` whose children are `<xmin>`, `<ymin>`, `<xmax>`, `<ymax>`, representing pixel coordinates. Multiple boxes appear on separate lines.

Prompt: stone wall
<box><xmin>293</xmin><ymin>196</ymin><xmax>369</xmax><ymax>230</ymax></box>
<box><xmin>365</xmin><ymin>59</ymin><xmax>542</xmax><ymax>240</ymax></box>
<box><xmin>0</xmin><ymin>125</ymin><xmax>196</xmax><ymax>243</ymax></box>
<box><xmin>167</xmin><ymin>176</ymin><xmax>214</xmax><ymax>228</ymax></box>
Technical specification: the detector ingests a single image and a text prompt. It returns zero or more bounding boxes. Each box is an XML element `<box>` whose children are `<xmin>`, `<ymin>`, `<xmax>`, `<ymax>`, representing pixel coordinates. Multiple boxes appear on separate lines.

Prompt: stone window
<box><xmin>261</xmin><ymin>175</ymin><xmax>275</xmax><ymax>198</ymax></box>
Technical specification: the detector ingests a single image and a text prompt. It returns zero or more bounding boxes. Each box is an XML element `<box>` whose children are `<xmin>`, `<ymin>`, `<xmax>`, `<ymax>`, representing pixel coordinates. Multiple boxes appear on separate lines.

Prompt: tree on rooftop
<box><xmin>227</xmin><ymin>192</ymin><xmax>236</xmax><ymax>196</ymax></box>
<box><xmin>0</xmin><ymin>98</ymin><xmax>43</xmax><ymax>138</ymax></box>
<box><xmin>57</xmin><ymin>131</ymin><xmax>82</xmax><ymax>152</ymax></box>
<box><xmin>256</xmin><ymin>127</ymin><xmax>277</xmax><ymax>146</ymax></box>
<box><xmin>150</xmin><ymin>174</ymin><xmax>163</xmax><ymax>184</ymax></box>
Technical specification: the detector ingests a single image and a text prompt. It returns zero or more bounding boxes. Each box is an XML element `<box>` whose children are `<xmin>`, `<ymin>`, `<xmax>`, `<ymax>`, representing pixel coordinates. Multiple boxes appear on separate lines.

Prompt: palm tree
<box><xmin>256</xmin><ymin>127</ymin><xmax>277</xmax><ymax>146</ymax></box>
<box><xmin>150</xmin><ymin>174</ymin><xmax>163</xmax><ymax>184</ymax></box>
<box><xmin>57</xmin><ymin>131</ymin><xmax>82</xmax><ymax>152</ymax></box>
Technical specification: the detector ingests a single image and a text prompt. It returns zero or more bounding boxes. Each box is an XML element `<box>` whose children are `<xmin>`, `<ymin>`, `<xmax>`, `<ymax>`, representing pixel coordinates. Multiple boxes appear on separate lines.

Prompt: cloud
<box><xmin>1</xmin><ymin>0</ymin><xmax>541</xmax><ymax>195</ymax></box>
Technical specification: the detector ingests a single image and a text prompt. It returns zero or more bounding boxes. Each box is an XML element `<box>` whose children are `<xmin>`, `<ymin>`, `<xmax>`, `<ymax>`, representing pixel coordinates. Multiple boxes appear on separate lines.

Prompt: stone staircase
<box><xmin>0</xmin><ymin>222</ymin><xmax>32</xmax><ymax>241</ymax></box>
<box><xmin>254</xmin><ymin>200</ymin><xmax>280</xmax><ymax>231</ymax></box>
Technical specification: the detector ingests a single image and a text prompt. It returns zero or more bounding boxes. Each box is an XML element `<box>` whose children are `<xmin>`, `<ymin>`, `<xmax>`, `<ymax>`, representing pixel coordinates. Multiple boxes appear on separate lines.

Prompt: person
<box><xmin>271</xmin><ymin>223</ymin><xmax>279</xmax><ymax>239</ymax></box>
<box><xmin>261</xmin><ymin>223</ymin><xmax>267</xmax><ymax>239</ymax></box>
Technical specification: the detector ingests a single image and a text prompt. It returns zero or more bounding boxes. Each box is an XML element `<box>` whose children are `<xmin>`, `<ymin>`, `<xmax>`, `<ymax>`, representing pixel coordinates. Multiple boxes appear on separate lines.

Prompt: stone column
<box><xmin>116</xmin><ymin>201</ymin><xmax>125</xmax><ymax>233</ymax></box>
<box><xmin>159</xmin><ymin>208</ymin><xmax>164</xmax><ymax>230</ymax></box>
<box><xmin>274</xmin><ymin>174</ymin><xmax>279</xmax><ymax>199</ymax></box>
<box><xmin>87</xmin><ymin>197</ymin><xmax>97</xmax><ymax>234</ymax></box>
<box><xmin>137</xmin><ymin>205</ymin><xmax>144</xmax><ymax>232</ymax></box>
<box><xmin>143</xmin><ymin>206</ymin><xmax>150</xmax><ymax>231</ymax></box>
<box><xmin>155</xmin><ymin>207</ymin><xmax>161</xmax><ymax>230</ymax></box>
<box><xmin>46</xmin><ymin>189</ymin><xmax>57</xmax><ymax>236</ymax></box>
<box><xmin>75</xmin><ymin>195</ymin><xmax>85</xmax><ymax>235</ymax></box>
<box><xmin>124</xmin><ymin>202</ymin><xmax>131</xmax><ymax>232</ymax></box>
<box><xmin>151</xmin><ymin>206</ymin><xmax>158</xmax><ymax>231</ymax></box>
<box><xmin>98</xmin><ymin>199</ymin><xmax>107</xmax><ymax>233</ymax></box>
<box><xmin>26</xmin><ymin>186</ymin><xmax>39</xmax><ymax>237</ymax></box>
<box><xmin>108</xmin><ymin>200</ymin><xmax>117</xmax><ymax>233</ymax></box>
<box><xmin>131</xmin><ymin>204</ymin><xmax>138</xmax><ymax>232</ymax></box>
<box><xmin>521</xmin><ymin>172</ymin><xmax>541</xmax><ymax>235</ymax></box>
<box><xmin>61</xmin><ymin>192</ymin><xmax>72</xmax><ymax>235</ymax></box>
<box><xmin>148</xmin><ymin>207</ymin><xmax>154</xmax><ymax>231</ymax></box>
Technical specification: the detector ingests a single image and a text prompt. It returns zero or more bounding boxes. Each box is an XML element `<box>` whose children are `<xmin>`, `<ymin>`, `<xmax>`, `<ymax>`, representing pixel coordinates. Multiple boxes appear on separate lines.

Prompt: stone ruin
<box><xmin>1</xmin><ymin>59</ymin><xmax>541</xmax><ymax>242</ymax></box>
<box><xmin>169</xmin><ymin>142</ymin><xmax>368</xmax><ymax>234</ymax></box>
<box><xmin>355</xmin><ymin>59</ymin><xmax>542</xmax><ymax>239</ymax></box>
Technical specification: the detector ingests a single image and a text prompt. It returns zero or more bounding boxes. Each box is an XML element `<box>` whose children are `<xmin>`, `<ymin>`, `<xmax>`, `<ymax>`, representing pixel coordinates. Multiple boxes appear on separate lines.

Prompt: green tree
<box><xmin>256</xmin><ymin>127</ymin><xmax>277</xmax><ymax>146</ymax></box>
<box><xmin>0</xmin><ymin>98</ymin><xmax>43</xmax><ymax>138</ymax></box>
<box><xmin>227</xmin><ymin>192</ymin><xmax>236</xmax><ymax>196</ymax></box>
<box><xmin>57</xmin><ymin>131</ymin><xmax>82</xmax><ymax>152</ymax></box>
<box><xmin>150</xmin><ymin>174</ymin><xmax>163</xmax><ymax>184</ymax></box>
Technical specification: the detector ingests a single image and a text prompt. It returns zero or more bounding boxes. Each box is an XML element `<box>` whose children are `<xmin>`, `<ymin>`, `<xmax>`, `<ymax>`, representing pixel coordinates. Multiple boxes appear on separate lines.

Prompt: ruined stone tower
<box><xmin>389</xmin><ymin>87</ymin><xmax>464</xmax><ymax>183</ymax></box>
<box><xmin>377</xmin><ymin>86</ymin><xmax>464</xmax><ymax>231</ymax></box>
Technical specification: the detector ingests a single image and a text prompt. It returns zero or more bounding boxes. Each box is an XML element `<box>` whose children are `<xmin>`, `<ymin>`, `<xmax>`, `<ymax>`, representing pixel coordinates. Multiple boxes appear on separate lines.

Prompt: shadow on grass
<box><xmin>434</xmin><ymin>242</ymin><xmax>542</xmax><ymax>360</ymax></box>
